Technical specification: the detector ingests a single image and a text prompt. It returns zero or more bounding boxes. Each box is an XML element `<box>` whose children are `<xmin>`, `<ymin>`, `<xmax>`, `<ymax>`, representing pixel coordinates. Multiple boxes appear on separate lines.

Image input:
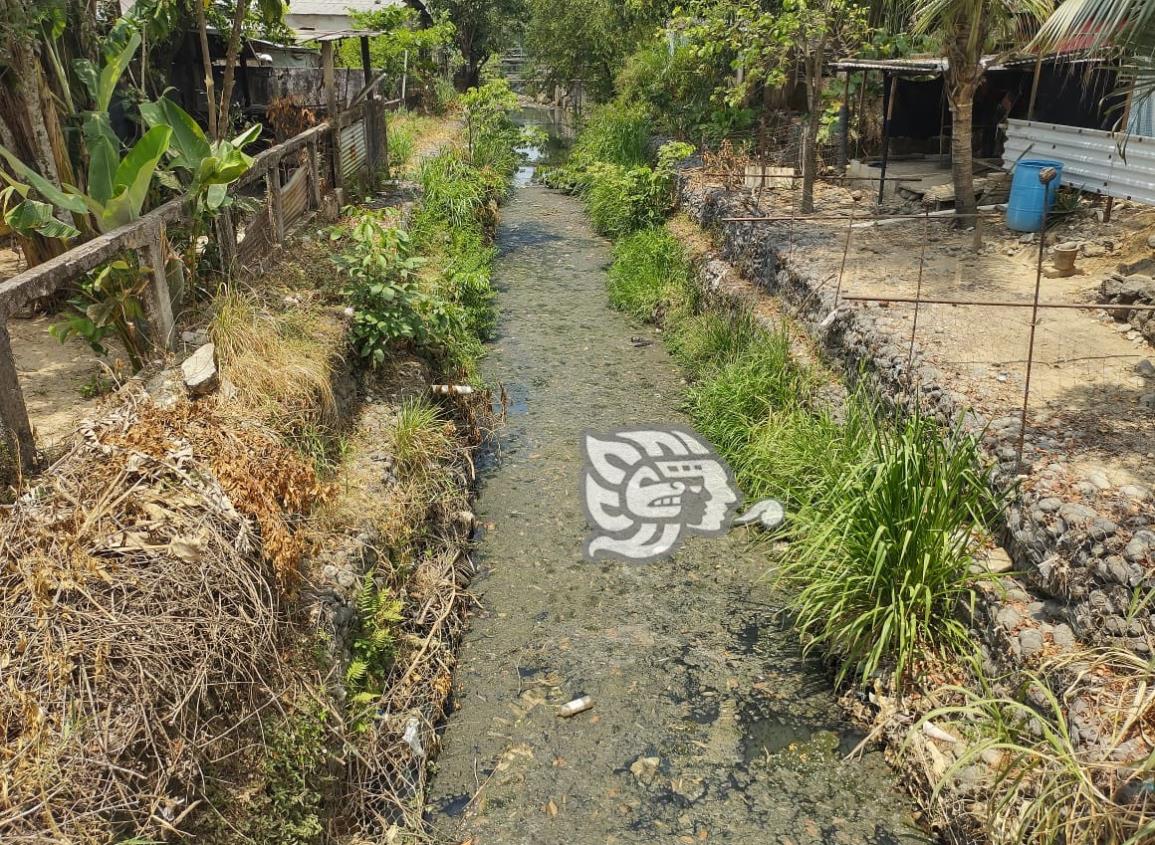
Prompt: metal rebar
<box><xmin>1016</xmin><ymin>170</ymin><xmax>1056</xmax><ymax>470</ymax></box>
<box><xmin>838</xmin><ymin>295</ymin><xmax>1155</xmax><ymax>311</ymax></box>
<box><xmin>834</xmin><ymin>201</ymin><xmax>857</xmax><ymax>307</ymax></box>
<box><xmin>908</xmin><ymin>205</ymin><xmax>930</xmax><ymax>370</ymax></box>
<box><xmin>722</xmin><ymin>212</ymin><xmax>1001</xmax><ymax>222</ymax></box>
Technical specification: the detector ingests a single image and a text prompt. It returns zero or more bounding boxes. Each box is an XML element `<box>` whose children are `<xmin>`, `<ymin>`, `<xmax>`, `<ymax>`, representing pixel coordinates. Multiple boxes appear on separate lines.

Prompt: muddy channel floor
<box><xmin>426</xmin><ymin>185</ymin><xmax>923</xmax><ymax>844</ymax></box>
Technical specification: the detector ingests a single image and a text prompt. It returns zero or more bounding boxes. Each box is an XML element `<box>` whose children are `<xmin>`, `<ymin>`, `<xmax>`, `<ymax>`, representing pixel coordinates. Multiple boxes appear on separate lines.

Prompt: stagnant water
<box><xmin>426</xmin><ymin>120</ymin><xmax>921</xmax><ymax>843</ymax></box>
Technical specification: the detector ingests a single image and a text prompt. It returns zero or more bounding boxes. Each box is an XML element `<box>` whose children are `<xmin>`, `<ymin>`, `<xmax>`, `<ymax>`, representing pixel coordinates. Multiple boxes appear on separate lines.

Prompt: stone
<box><xmin>1036</xmin><ymin>497</ymin><xmax>1062</xmax><ymax>513</ymax></box>
<box><xmin>983</xmin><ymin>546</ymin><xmax>1015</xmax><ymax>574</ymax></box>
<box><xmin>1086</xmin><ymin>470</ymin><xmax>1112</xmax><ymax>490</ymax></box>
<box><xmin>996</xmin><ymin>606</ymin><xmax>1023</xmax><ymax>630</ymax></box>
<box><xmin>1148</xmin><ymin>234</ymin><xmax>1155</xmax><ymax>249</ymax></box>
<box><xmin>1082</xmin><ymin>242</ymin><xmax>1107</xmax><ymax>258</ymax></box>
<box><xmin>630</xmin><ymin>755</ymin><xmax>661</xmax><ymax>785</ymax></box>
<box><xmin>181</xmin><ymin>343</ymin><xmax>218</xmax><ymax>396</ymax></box>
<box><xmin>1019</xmin><ymin>629</ymin><xmax>1044</xmax><ymax>658</ymax></box>
<box><xmin>180</xmin><ymin>328</ymin><xmax>210</xmax><ymax>346</ymax></box>
<box><xmin>1138</xmin><ymin>359</ymin><xmax>1155</xmax><ymax>379</ymax></box>
<box><xmin>1089</xmin><ymin>518</ymin><xmax>1117</xmax><ymax>540</ymax></box>
<box><xmin>1120</xmin><ymin>484</ymin><xmax>1150</xmax><ymax>501</ymax></box>
<box><xmin>1052</xmin><ymin>623</ymin><xmax>1076</xmax><ymax>649</ymax></box>
<box><xmin>1141</xmin><ymin>393</ymin><xmax>1155</xmax><ymax>411</ymax></box>
<box><xmin>1105</xmin><ymin>556</ymin><xmax>1132</xmax><ymax>585</ymax></box>
<box><xmin>1058</xmin><ymin>502</ymin><xmax>1096</xmax><ymax>527</ymax></box>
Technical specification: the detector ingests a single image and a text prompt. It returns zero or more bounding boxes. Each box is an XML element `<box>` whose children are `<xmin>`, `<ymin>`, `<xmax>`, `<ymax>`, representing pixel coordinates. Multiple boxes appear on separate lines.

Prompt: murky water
<box><xmin>426</xmin><ymin>127</ymin><xmax>921</xmax><ymax>843</ymax></box>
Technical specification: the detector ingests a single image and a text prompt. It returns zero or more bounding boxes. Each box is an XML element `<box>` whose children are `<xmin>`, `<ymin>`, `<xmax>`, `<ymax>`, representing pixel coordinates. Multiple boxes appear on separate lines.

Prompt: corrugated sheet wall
<box><xmin>1003</xmin><ymin>119</ymin><xmax>1155</xmax><ymax>206</ymax></box>
<box><xmin>340</xmin><ymin>119</ymin><xmax>367</xmax><ymax>181</ymax></box>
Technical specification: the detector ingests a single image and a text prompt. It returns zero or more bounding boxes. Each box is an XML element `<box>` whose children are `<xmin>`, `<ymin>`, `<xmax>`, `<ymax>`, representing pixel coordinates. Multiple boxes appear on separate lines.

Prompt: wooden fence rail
<box><xmin>0</xmin><ymin>100</ymin><xmax>387</xmax><ymax>474</ymax></box>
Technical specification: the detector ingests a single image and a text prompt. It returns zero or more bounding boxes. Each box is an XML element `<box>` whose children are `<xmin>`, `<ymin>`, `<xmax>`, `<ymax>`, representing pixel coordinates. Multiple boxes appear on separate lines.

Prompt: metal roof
<box><xmin>831</xmin><ymin>51</ymin><xmax>1101</xmax><ymax>76</ymax></box>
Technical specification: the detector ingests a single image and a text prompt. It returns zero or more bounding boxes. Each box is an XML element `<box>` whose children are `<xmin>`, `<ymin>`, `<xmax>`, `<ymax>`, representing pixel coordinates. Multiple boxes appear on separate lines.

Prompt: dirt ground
<box><xmin>692</xmin><ymin>170</ymin><xmax>1155</xmax><ymax>523</ymax></box>
<box><xmin>8</xmin><ymin>316</ymin><xmax>129</xmax><ymax>449</ymax></box>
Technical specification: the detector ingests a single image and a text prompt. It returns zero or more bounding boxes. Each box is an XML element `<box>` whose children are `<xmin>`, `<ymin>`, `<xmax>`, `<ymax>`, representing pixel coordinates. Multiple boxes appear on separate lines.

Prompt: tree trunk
<box><xmin>194</xmin><ymin>0</ymin><xmax>218</xmax><ymax>139</ymax></box>
<box><xmin>800</xmin><ymin>46</ymin><xmax>825</xmax><ymax>214</ymax></box>
<box><xmin>948</xmin><ymin>77</ymin><xmax>978</xmax><ymax>226</ymax></box>
<box><xmin>216</xmin><ymin>0</ymin><xmax>251</xmax><ymax>139</ymax></box>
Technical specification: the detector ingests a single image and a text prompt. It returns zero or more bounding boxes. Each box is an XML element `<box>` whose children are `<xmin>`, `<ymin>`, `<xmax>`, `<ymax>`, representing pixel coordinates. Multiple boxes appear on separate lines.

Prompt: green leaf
<box><xmin>140</xmin><ymin>96</ymin><xmax>210</xmax><ymax>173</ymax></box>
<box><xmin>97</xmin><ymin>125</ymin><xmax>172</xmax><ymax>231</ymax></box>
<box><xmin>95</xmin><ymin>30</ymin><xmax>141</xmax><ymax>112</ymax></box>
<box><xmin>230</xmin><ymin>122</ymin><xmax>263</xmax><ymax>150</ymax></box>
<box><xmin>0</xmin><ymin>145</ymin><xmax>88</xmax><ymax>215</ymax></box>
<box><xmin>83</xmin><ymin>113</ymin><xmax>120</xmax><ymax>206</ymax></box>
<box><xmin>5</xmin><ymin>199</ymin><xmax>80</xmax><ymax>239</ymax></box>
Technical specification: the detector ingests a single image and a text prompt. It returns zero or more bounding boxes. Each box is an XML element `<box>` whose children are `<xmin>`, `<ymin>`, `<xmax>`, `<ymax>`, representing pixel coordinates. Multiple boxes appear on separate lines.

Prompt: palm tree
<box><xmin>891</xmin><ymin>0</ymin><xmax>1051</xmax><ymax>223</ymax></box>
<box><xmin>1033</xmin><ymin>0</ymin><xmax>1155</xmax><ymax>112</ymax></box>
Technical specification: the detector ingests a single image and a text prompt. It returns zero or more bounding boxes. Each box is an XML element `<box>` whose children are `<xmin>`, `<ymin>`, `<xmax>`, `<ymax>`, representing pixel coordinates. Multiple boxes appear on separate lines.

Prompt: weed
<box><xmin>209</xmin><ymin>290</ymin><xmax>339</xmax><ymax>441</ymax></box>
<box><xmin>667</xmin><ymin>308</ymin><xmax>760</xmax><ymax>373</ymax></box>
<box><xmin>52</xmin><ymin>258</ymin><xmax>149</xmax><ymax>371</ymax></box>
<box><xmin>419</xmin><ymin>151</ymin><xmax>495</xmax><ymax>232</ymax></box>
<box><xmin>921</xmin><ymin>649</ymin><xmax>1155</xmax><ymax>845</ymax></box>
<box><xmin>607</xmin><ymin>227</ymin><xmax>696</xmax><ymax>321</ymax></box>
<box><xmin>572</xmin><ymin>101</ymin><xmax>653</xmax><ymax>169</ymax></box>
<box><xmin>346</xmin><ymin>572</ymin><xmax>405</xmax><ymax>701</ymax></box>
<box><xmin>781</xmin><ymin>410</ymin><xmax>999</xmax><ymax>687</ymax></box>
<box><xmin>685</xmin><ymin>323</ymin><xmax>814</xmax><ymax>459</ymax></box>
<box><xmin>224</xmin><ymin>698</ymin><xmax>334</xmax><ymax>845</ymax></box>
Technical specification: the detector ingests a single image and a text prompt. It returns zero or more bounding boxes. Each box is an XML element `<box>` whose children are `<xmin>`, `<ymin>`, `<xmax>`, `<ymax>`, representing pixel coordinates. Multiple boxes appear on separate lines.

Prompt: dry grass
<box><xmin>210</xmin><ymin>288</ymin><xmax>346</xmax><ymax>457</ymax></box>
<box><xmin>0</xmin><ymin>390</ymin><xmax>324</xmax><ymax>843</ymax></box>
<box><xmin>916</xmin><ymin>648</ymin><xmax>1155</xmax><ymax>845</ymax></box>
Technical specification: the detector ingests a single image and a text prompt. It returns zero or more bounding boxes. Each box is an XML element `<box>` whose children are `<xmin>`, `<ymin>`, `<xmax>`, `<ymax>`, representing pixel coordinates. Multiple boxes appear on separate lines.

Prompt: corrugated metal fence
<box><xmin>1003</xmin><ymin>118</ymin><xmax>1155</xmax><ymax>206</ymax></box>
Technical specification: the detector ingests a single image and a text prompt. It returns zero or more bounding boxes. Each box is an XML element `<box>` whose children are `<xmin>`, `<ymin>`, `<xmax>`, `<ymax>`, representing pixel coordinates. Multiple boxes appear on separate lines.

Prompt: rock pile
<box><xmin>1100</xmin><ymin>272</ymin><xmax>1155</xmax><ymax>347</ymax></box>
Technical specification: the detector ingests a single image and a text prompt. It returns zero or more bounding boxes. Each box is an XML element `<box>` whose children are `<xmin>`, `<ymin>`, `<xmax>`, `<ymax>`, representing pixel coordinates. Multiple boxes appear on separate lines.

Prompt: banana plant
<box><xmin>0</xmin><ymin>29</ymin><xmax>172</xmax><ymax>240</ymax></box>
<box><xmin>140</xmin><ymin>95</ymin><xmax>261</xmax><ymax>216</ymax></box>
<box><xmin>0</xmin><ymin>125</ymin><xmax>172</xmax><ymax>237</ymax></box>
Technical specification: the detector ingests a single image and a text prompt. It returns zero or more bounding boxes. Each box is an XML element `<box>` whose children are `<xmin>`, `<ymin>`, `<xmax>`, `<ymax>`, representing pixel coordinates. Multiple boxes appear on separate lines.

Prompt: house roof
<box><xmin>287</xmin><ymin>0</ymin><xmax>433</xmax><ymax>23</ymax></box>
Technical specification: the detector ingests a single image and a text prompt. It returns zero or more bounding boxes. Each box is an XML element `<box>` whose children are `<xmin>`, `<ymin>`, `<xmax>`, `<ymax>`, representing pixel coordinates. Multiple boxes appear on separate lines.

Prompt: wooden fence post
<box><xmin>267</xmin><ymin>158</ymin><xmax>284</xmax><ymax>244</ymax></box>
<box><xmin>307</xmin><ymin>136</ymin><xmax>322</xmax><ymax>208</ymax></box>
<box><xmin>322</xmin><ymin>41</ymin><xmax>344</xmax><ymax>194</ymax></box>
<box><xmin>146</xmin><ymin>225</ymin><xmax>176</xmax><ymax>350</ymax></box>
<box><xmin>0</xmin><ymin>321</ymin><xmax>36</xmax><ymax>473</ymax></box>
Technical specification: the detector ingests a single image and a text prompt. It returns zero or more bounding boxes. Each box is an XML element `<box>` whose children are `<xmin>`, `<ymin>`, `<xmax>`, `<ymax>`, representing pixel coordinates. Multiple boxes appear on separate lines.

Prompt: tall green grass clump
<box><xmin>571</xmin><ymin>101</ymin><xmax>653</xmax><ymax>169</ymax></box>
<box><xmin>419</xmin><ymin>151</ymin><xmax>494</xmax><ymax>231</ymax></box>
<box><xmin>666</xmin><ymin>308</ymin><xmax>761</xmax><ymax>374</ymax></box>
<box><xmin>733</xmin><ymin>398</ymin><xmax>875</xmax><ymax>509</ymax></box>
<box><xmin>607</xmin><ymin>227</ymin><xmax>696</xmax><ymax>320</ymax></box>
<box><xmin>781</xmin><ymin>410</ymin><xmax>999</xmax><ymax>687</ymax></box>
<box><xmin>685</xmin><ymin>324</ymin><xmax>814</xmax><ymax>459</ymax></box>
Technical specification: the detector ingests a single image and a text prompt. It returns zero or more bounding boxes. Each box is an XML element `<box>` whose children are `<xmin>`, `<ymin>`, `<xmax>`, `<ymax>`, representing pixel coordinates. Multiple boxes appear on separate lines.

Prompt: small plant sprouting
<box><xmin>345</xmin><ymin>571</ymin><xmax>404</xmax><ymax>703</ymax></box>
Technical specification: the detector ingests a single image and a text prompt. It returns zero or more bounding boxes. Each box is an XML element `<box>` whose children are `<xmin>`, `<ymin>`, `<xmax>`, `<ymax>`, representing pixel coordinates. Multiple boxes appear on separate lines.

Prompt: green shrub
<box><xmin>333</xmin><ymin>210</ymin><xmax>429</xmax><ymax>365</ymax></box>
<box><xmin>781</xmin><ymin>410</ymin><xmax>999</xmax><ymax>687</ymax></box>
<box><xmin>607</xmin><ymin>227</ymin><xmax>695</xmax><ymax>320</ymax></box>
<box><xmin>572</xmin><ymin>100</ymin><xmax>653</xmax><ymax>168</ymax></box>
<box><xmin>685</xmin><ymin>324</ymin><xmax>814</xmax><ymax>459</ymax></box>
<box><xmin>419</xmin><ymin>151</ymin><xmax>493</xmax><ymax>231</ymax></box>
<box><xmin>583</xmin><ymin>141</ymin><xmax>694</xmax><ymax>239</ymax></box>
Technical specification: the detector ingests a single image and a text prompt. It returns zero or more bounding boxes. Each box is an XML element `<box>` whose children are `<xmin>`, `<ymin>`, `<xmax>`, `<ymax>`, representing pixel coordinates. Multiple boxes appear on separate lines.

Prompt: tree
<box><xmin>680</xmin><ymin>0</ymin><xmax>867</xmax><ymax>212</ymax></box>
<box><xmin>437</xmin><ymin>0</ymin><xmax>525</xmax><ymax>89</ymax></box>
<box><xmin>1033</xmin><ymin>0</ymin><xmax>1155</xmax><ymax>111</ymax></box>
<box><xmin>889</xmin><ymin>0</ymin><xmax>1050</xmax><ymax>223</ymax></box>
<box><xmin>337</xmin><ymin>6</ymin><xmax>455</xmax><ymax>104</ymax></box>
<box><xmin>524</xmin><ymin>0</ymin><xmax>670</xmax><ymax>102</ymax></box>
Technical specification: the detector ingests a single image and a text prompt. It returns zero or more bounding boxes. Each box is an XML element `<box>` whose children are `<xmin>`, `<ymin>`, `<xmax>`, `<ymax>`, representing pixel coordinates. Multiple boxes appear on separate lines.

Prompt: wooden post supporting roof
<box><xmin>877</xmin><ymin>73</ymin><xmax>897</xmax><ymax>205</ymax></box>
<box><xmin>321</xmin><ymin>40</ymin><xmax>343</xmax><ymax>193</ymax></box>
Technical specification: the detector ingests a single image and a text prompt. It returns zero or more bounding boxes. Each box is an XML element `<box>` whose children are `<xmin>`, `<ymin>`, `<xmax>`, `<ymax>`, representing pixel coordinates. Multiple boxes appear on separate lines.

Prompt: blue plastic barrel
<box><xmin>1005</xmin><ymin>159</ymin><xmax>1064</xmax><ymax>232</ymax></box>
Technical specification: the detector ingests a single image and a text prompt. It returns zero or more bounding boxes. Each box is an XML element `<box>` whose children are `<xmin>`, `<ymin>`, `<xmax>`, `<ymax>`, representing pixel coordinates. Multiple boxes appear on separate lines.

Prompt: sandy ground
<box><xmin>8</xmin><ymin>315</ymin><xmax>128</xmax><ymax>449</ymax></box>
<box><xmin>693</xmin><ymin>171</ymin><xmax>1155</xmax><ymax>518</ymax></box>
